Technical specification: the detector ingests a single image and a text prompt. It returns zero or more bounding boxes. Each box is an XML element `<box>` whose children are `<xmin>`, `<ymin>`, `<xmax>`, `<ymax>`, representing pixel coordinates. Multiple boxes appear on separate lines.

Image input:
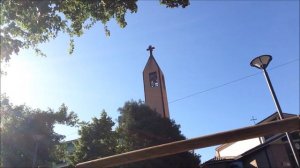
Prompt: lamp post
<box><xmin>250</xmin><ymin>55</ymin><xmax>299</xmax><ymax>168</ymax></box>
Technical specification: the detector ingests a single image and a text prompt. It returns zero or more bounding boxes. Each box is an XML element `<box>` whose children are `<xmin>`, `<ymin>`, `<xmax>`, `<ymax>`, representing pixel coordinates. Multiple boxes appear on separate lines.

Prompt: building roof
<box><xmin>203</xmin><ymin>112</ymin><xmax>298</xmax><ymax>166</ymax></box>
<box><xmin>216</xmin><ymin>112</ymin><xmax>296</xmax><ymax>152</ymax></box>
<box><xmin>201</xmin><ymin>156</ymin><xmax>235</xmax><ymax>166</ymax></box>
<box><xmin>256</xmin><ymin>112</ymin><xmax>296</xmax><ymax>124</ymax></box>
<box><xmin>237</xmin><ymin>133</ymin><xmax>286</xmax><ymax>159</ymax></box>
<box><xmin>202</xmin><ymin>133</ymin><xmax>287</xmax><ymax>166</ymax></box>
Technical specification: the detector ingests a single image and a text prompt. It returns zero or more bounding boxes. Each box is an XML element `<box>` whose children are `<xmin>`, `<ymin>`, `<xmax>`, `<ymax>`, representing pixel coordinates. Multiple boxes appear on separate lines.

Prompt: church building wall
<box><xmin>217</xmin><ymin>138</ymin><xmax>261</xmax><ymax>157</ymax></box>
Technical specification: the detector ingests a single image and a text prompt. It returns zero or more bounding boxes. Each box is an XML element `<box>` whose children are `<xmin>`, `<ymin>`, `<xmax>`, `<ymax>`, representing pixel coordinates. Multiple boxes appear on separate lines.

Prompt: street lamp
<box><xmin>250</xmin><ymin>55</ymin><xmax>299</xmax><ymax>168</ymax></box>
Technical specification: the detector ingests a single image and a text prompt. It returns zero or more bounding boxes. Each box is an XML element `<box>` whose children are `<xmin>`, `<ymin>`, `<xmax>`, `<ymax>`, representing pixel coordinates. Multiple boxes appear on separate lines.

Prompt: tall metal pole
<box><xmin>262</xmin><ymin>68</ymin><xmax>299</xmax><ymax>168</ymax></box>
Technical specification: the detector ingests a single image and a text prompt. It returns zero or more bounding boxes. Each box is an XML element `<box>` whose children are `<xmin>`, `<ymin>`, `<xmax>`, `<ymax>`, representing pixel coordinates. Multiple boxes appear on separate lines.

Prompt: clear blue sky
<box><xmin>1</xmin><ymin>1</ymin><xmax>299</xmax><ymax>162</ymax></box>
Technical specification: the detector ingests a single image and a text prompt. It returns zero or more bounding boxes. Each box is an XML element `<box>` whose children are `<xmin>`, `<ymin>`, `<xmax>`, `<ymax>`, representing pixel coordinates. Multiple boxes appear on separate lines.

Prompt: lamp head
<box><xmin>250</xmin><ymin>55</ymin><xmax>272</xmax><ymax>69</ymax></box>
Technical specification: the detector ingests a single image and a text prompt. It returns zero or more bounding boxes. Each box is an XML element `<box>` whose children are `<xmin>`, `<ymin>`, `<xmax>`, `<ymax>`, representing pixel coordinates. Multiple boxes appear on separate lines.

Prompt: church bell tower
<box><xmin>143</xmin><ymin>45</ymin><xmax>170</xmax><ymax>118</ymax></box>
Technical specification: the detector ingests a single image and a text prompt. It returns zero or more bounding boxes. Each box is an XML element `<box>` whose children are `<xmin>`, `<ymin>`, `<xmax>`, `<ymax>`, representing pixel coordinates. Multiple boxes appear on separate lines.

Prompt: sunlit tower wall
<box><xmin>143</xmin><ymin>51</ymin><xmax>170</xmax><ymax>118</ymax></box>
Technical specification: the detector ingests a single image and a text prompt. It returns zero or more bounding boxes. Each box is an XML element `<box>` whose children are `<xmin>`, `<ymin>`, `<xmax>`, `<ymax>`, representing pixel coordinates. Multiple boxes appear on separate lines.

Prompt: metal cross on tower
<box><xmin>147</xmin><ymin>45</ymin><xmax>155</xmax><ymax>56</ymax></box>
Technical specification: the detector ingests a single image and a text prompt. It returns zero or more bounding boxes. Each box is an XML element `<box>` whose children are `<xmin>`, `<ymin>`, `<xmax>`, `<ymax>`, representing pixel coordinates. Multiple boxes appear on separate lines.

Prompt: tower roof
<box><xmin>143</xmin><ymin>45</ymin><xmax>162</xmax><ymax>73</ymax></box>
<box><xmin>143</xmin><ymin>54</ymin><xmax>162</xmax><ymax>73</ymax></box>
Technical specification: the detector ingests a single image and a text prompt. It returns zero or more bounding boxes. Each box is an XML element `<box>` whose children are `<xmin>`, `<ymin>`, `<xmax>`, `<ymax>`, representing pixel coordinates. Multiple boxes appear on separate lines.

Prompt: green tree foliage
<box><xmin>0</xmin><ymin>96</ymin><xmax>78</xmax><ymax>167</ymax></box>
<box><xmin>69</xmin><ymin>111</ymin><xmax>117</xmax><ymax>166</ymax></box>
<box><xmin>0</xmin><ymin>0</ymin><xmax>189</xmax><ymax>63</ymax></box>
<box><xmin>116</xmin><ymin>100</ymin><xmax>201</xmax><ymax>168</ymax></box>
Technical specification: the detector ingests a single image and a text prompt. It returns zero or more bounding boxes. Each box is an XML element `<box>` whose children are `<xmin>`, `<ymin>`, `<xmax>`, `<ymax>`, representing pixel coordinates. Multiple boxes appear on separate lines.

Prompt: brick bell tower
<box><xmin>143</xmin><ymin>45</ymin><xmax>169</xmax><ymax>118</ymax></box>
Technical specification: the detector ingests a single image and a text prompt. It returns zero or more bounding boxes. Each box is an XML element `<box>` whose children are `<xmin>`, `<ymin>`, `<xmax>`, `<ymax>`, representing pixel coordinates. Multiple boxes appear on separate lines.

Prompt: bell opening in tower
<box><xmin>149</xmin><ymin>71</ymin><xmax>159</xmax><ymax>87</ymax></box>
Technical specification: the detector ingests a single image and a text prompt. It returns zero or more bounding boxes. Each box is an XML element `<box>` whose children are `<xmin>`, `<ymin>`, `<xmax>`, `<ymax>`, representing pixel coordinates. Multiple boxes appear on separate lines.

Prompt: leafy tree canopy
<box><xmin>116</xmin><ymin>100</ymin><xmax>201</xmax><ymax>168</ymax></box>
<box><xmin>0</xmin><ymin>0</ymin><xmax>189</xmax><ymax>63</ymax></box>
<box><xmin>68</xmin><ymin>100</ymin><xmax>200</xmax><ymax>167</ymax></box>
<box><xmin>0</xmin><ymin>95</ymin><xmax>78</xmax><ymax>167</ymax></box>
<box><xmin>69</xmin><ymin>110</ymin><xmax>117</xmax><ymax>166</ymax></box>
<box><xmin>0</xmin><ymin>98</ymin><xmax>200</xmax><ymax>167</ymax></box>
